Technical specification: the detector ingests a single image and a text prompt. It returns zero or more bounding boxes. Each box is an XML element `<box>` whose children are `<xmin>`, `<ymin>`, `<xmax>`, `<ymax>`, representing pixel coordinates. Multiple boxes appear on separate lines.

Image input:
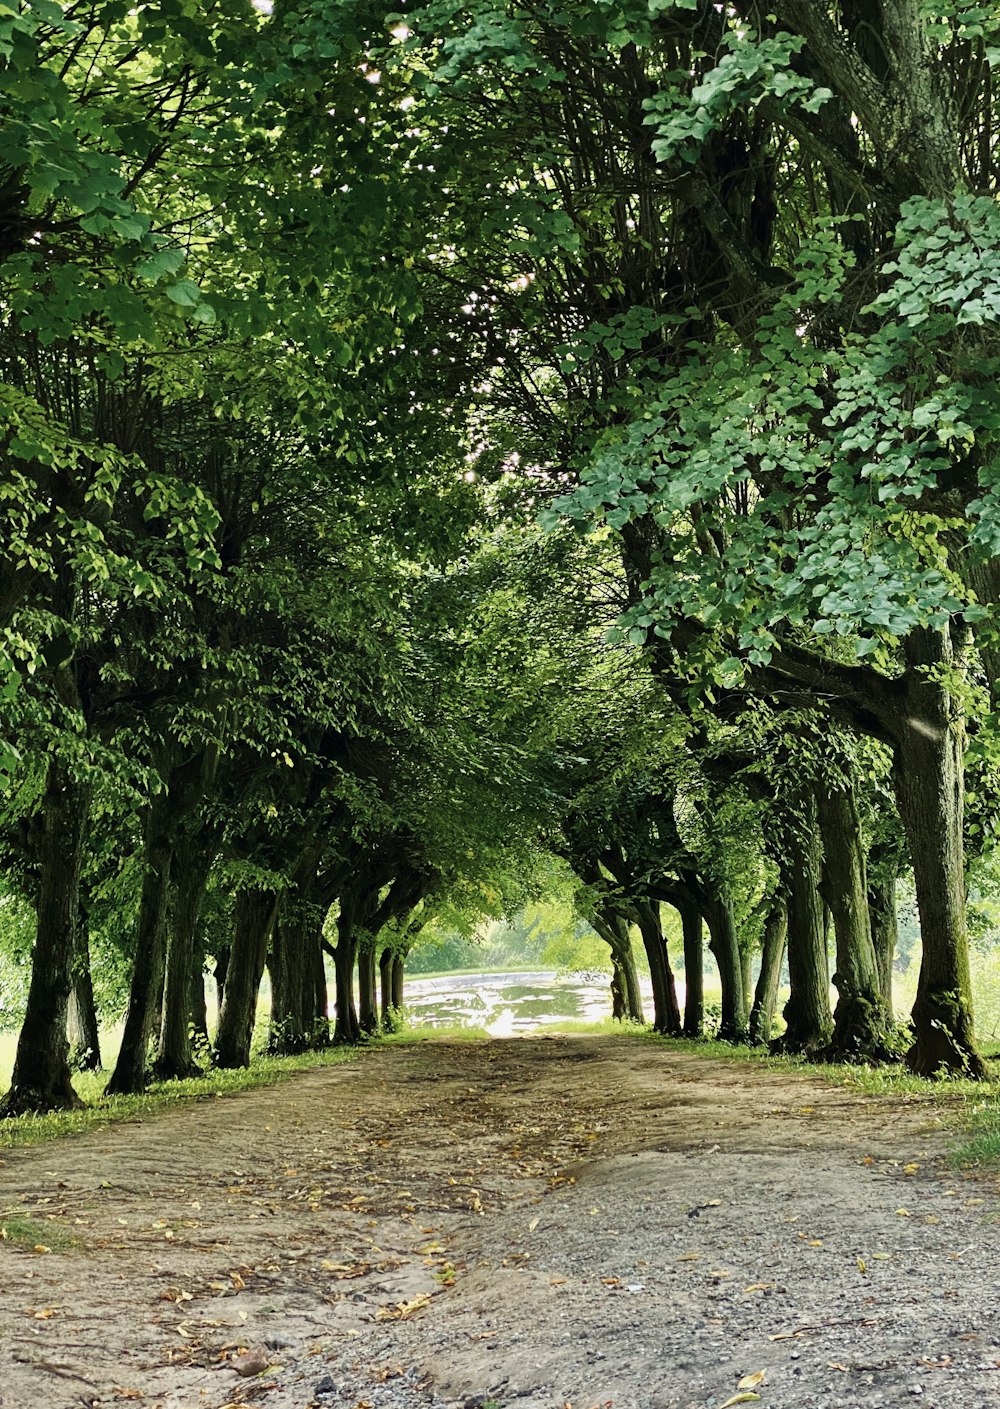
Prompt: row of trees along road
<box><xmin>3</xmin><ymin>0</ymin><xmax>1000</xmax><ymax>1111</ymax></box>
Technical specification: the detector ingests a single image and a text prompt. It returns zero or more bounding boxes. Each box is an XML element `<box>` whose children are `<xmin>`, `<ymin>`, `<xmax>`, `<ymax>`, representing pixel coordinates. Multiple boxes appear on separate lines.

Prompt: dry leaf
<box><xmin>375</xmin><ymin>1294</ymin><xmax>432</xmax><ymax>1321</ymax></box>
<box><xmin>32</xmin><ymin>1244</ymin><xmax>50</xmax><ymax>1254</ymax></box>
<box><xmin>718</xmin><ymin>1394</ymin><xmax>760</xmax><ymax>1408</ymax></box>
<box><xmin>738</xmin><ymin>1371</ymin><xmax>766</xmax><ymax>1389</ymax></box>
<box><xmin>528</xmin><ymin>1216</ymin><xmax>540</xmax><ymax>1231</ymax></box>
<box><xmin>920</xmin><ymin>1356</ymin><xmax>953</xmax><ymax>1367</ymax></box>
<box><xmin>827</xmin><ymin>1362</ymin><xmax>849</xmax><ymax>1372</ymax></box>
<box><xmin>677</xmin><ymin>1252</ymin><xmax>701</xmax><ymax>1262</ymax></box>
<box><xmin>872</xmin><ymin>1252</ymin><xmax>892</xmax><ymax>1261</ymax></box>
<box><xmin>767</xmin><ymin>1331</ymin><xmax>802</xmax><ymax>1342</ymax></box>
<box><xmin>113</xmin><ymin>1391</ymin><xmax>145</xmax><ymax>1401</ymax></box>
<box><xmin>895</xmin><ymin>1208</ymin><xmax>911</xmax><ymax>1217</ymax></box>
<box><xmin>230</xmin><ymin>1272</ymin><xmax>246</xmax><ymax>1290</ymax></box>
<box><xmin>744</xmin><ymin>1282</ymin><xmax>775</xmax><ymax>1294</ymax></box>
<box><xmin>26</xmin><ymin>1307</ymin><xmax>57</xmax><ymax>1319</ymax></box>
<box><xmin>903</xmin><ymin>1162</ymin><xmax>920</xmax><ymax>1175</ymax></box>
<box><xmin>857</xmin><ymin>1257</ymin><xmax>867</xmax><ymax>1275</ymax></box>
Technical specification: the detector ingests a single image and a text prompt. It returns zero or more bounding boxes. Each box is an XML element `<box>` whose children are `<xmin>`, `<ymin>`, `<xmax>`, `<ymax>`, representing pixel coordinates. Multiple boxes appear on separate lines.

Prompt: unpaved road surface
<box><xmin>0</xmin><ymin>1035</ymin><xmax>997</xmax><ymax>1409</ymax></box>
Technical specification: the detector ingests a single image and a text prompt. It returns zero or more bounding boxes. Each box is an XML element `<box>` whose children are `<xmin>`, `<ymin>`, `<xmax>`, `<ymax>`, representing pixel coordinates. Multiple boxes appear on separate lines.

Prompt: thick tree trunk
<box><xmin>2</xmin><ymin>762</ymin><xmax>89</xmax><ymax>1114</ymax></box>
<box><xmin>105</xmin><ymin>800</ymin><xmax>174</xmax><ymax>1096</ymax></box>
<box><xmin>774</xmin><ymin>793</ymin><xmax>833</xmax><ymax>1054</ymax></box>
<box><xmin>677</xmin><ymin>898</ymin><xmax>703</xmax><ymax>1036</ymax></box>
<box><xmin>214</xmin><ymin>888</ymin><xmax>280</xmax><ymax>1068</ymax></box>
<box><xmin>153</xmin><ymin>837</ymin><xmax>214</xmax><ymax>1081</ymax></box>
<box><xmin>269</xmin><ymin>915</ymin><xmax>307</xmax><ymax>1053</ymax></box>
<box><xmin>817</xmin><ymin>779</ymin><xmax>895</xmax><ymax>1062</ymax></box>
<box><xmin>891</xmin><ymin>635</ymin><xmax>985</xmax><ymax>1074</ymax></box>
<box><xmin>868</xmin><ymin>875</ymin><xmax>897</xmax><ymax>1012</ymax></box>
<box><xmin>333</xmin><ymin>897</ymin><xmax>361</xmax><ymax>1043</ymax></box>
<box><xmin>379</xmin><ymin>946</ymin><xmax>396</xmax><ymax>1027</ymax></box>
<box><xmin>68</xmin><ymin>902</ymin><xmax>102</xmax><ymax>1072</ymax></box>
<box><xmin>595</xmin><ymin>911</ymin><xmax>644</xmax><ymax>1023</ymax></box>
<box><xmin>358</xmin><ymin>940</ymin><xmax>379</xmax><ymax>1035</ymax></box>
<box><xmin>748</xmin><ymin>895</ymin><xmax>787</xmax><ymax>1047</ymax></box>
<box><xmin>391</xmin><ymin>952</ymin><xmax>406</xmax><ymax>1011</ymax></box>
<box><xmin>703</xmin><ymin>889</ymin><xmax>747</xmax><ymax>1042</ymax></box>
<box><xmin>633</xmin><ymin>899</ymin><xmax>681</xmax><ymax>1034</ymax></box>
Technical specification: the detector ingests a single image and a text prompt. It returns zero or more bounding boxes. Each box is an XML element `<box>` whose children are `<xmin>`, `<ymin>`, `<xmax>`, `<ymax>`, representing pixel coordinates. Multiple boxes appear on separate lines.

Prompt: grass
<box><xmin>0</xmin><ymin>1212</ymin><xmax>81</xmax><ymax>1251</ymax></box>
<box><xmin>0</xmin><ymin>1042</ymin><xmax>365</xmax><ymax>1151</ymax></box>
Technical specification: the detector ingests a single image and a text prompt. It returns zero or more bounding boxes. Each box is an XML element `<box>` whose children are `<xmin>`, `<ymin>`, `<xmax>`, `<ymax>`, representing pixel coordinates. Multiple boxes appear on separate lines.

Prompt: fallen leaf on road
<box><xmin>857</xmin><ymin>1258</ymin><xmax>867</xmax><ymax>1275</ymax></box>
<box><xmin>738</xmin><ymin>1371</ymin><xmax>765</xmax><ymax>1389</ymax></box>
<box><xmin>376</xmin><ymin>1294</ymin><xmax>432</xmax><ymax>1321</ymax></box>
<box><xmin>718</xmin><ymin>1394</ymin><xmax>760</xmax><ymax>1408</ymax></box>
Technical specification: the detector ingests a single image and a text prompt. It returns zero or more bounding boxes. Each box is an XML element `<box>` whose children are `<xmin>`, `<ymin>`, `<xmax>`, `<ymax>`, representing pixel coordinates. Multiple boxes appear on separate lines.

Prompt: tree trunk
<box><xmin>679</xmin><ymin>898</ymin><xmax>703</xmax><ymax>1036</ymax></box>
<box><xmin>892</xmin><ymin>632</ymin><xmax>986</xmax><ymax>1075</ymax></box>
<box><xmin>868</xmin><ymin>875</ymin><xmax>897</xmax><ymax>1013</ymax></box>
<box><xmin>703</xmin><ymin>888</ymin><xmax>747</xmax><ymax>1042</ymax></box>
<box><xmin>817</xmin><ymin>778</ymin><xmax>895</xmax><ymax>1062</ymax></box>
<box><xmin>105</xmin><ymin>799</ymin><xmax>174</xmax><ymax>1096</ymax></box>
<box><xmin>269</xmin><ymin>914</ymin><xmax>307</xmax><ymax>1053</ymax></box>
<box><xmin>358</xmin><ymin>939</ymin><xmax>379</xmax><ymax>1035</ymax></box>
<box><xmin>2</xmin><ymin>761</ymin><xmax>89</xmax><ymax>1114</ymax></box>
<box><xmin>153</xmin><ymin>836</ymin><xmax>214</xmax><ymax>1081</ymax></box>
<box><xmin>595</xmin><ymin>910</ymin><xmax>644</xmax><ymax>1023</ymax></box>
<box><xmin>633</xmin><ymin>899</ymin><xmax>681</xmax><ymax>1034</ymax></box>
<box><xmin>748</xmin><ymin>894</ymin><xmax>787</xmax><ymax>1047</ymax></box>
<box><xmin>391</xmin><ymin>952</ymin><xmax>405</xmax><ymax>1011</ymax></box>
<box><xmin>68</xmin><ymin>900</ymin><xmax>102</xmax><ymax>1072</ymax></box>
<box><xmin>214</xmin><ymin>888</ymin><xmax>280</xmax><ymax>1068</ymax></box>
<box><xmin>333</xmin><ymin>898</ymin><xmax>361</xmax><ymax>1044</ymax></box>
<box><xmin>774</xmin><ymin>793</ymin><xmax>832</xmax><ymax>1055</ymax></box>
<box><xmin>309</xmin><ymin>931</ymin><xmax>330</xmax><ymax>1047</ymax></box>
<box><xmin>379</xmin><ymin>946</ymin><xmax>396</xmax><ymax>1027</ymax></box>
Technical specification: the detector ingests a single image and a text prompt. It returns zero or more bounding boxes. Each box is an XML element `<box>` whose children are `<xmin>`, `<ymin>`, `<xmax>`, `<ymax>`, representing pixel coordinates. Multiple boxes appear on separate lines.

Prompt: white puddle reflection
<box><xmin>403</xmin><ymin>970</ymin><xmax>661</xmax><ymax>1034</ymax></box>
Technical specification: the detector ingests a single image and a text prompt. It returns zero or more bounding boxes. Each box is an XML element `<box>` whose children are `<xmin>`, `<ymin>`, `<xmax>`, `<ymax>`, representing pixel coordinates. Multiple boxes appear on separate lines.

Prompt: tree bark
<box><xmin>868</xmin><ymin>874</ymin><xmax>897</xmax><ymax>1012</ymax></box>
<box><xmin>594</xmin><ymin>910</ymin><xmax>644</xmax><ymax>1023</ymax></box>
<box><xmin>632</xmin><ymin>899</ymin><xmax>681</xmax><ymax>1034</ymax></box>
<box><xmin>214</xmin><ymin>888</ymin><xmax>280</xmax><ymax>1068</ymax></box>
<box><xmin>891</xmin><ymin>631</ymin><xmax>986</xmax><ymax>1075</ymax></box>
<box><xmin>153</xmin><ymin>834</ymin><xmax>214</xmax><ymax>1081</ymax></box>
<box><xmin>68</xmin><ymin>898</ymin><xmax>102</xmax><ymax>1072</ymax></box>
<box><xmin>105</xmin><ymin>796</ymin><xmax>174</xmax><ymax>1096</ymax></box>
<box><xmin>391</xmin><ymin>953</ymin><xmax>405</xmax><ymax>1011</ymax></box>
<box><xmin>358</xmin><ymin>939</ymin><xmax>379</xmax><ymax>1035</ymax></box>
<box><xmin>2</xmin><ymin>760</ymin><xmax>89</xmax><ymax>1114</ymax></box>
<box><xmin>703</xmin><ymin>887</ymin><xmax>748</xmax><ymax>1042</ymax></box>
<box><xmin>678</xmin><ymin>896</ymin><xmax>704</xmax><ymax>1036</ymax></box>
<box><xmin>817</xmin><ymin>778</ymin><xmax>894</xmax><ymax>1061</ymax></box>
<box><xmin>774</xmin><ymin>792</ymin><xmax>833</xmax><ymax>1054</ymax></box>
<box><xmin>748</xmin><ymin>894</ymin><xmax>787</xmax><ymax>1046</ymax></box>
<box><xmin>379</xmin><ymin>946</ymin><xmax>396</xmax><ymax>1027</ymax></box>
<box><xmin>333</xmin><ymin>897</ymin><xmax>361</xmax><ymax>1044</ymax></box>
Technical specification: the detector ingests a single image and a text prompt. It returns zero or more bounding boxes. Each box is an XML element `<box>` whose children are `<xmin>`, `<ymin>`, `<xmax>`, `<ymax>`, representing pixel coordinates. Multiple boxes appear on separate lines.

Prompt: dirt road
<box><xmin>0</xmin><ymin>1035</ymin><xmax>996</xmax><ymax>1409</ymax></box>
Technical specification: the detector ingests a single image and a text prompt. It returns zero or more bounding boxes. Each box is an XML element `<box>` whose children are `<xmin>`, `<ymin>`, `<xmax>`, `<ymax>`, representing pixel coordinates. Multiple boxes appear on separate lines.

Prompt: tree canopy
<box><xmin>4</xmin><ymin>0</ymin><xmax>1000</xmax><ymax>1111</ymax></box>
